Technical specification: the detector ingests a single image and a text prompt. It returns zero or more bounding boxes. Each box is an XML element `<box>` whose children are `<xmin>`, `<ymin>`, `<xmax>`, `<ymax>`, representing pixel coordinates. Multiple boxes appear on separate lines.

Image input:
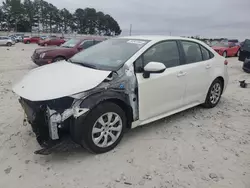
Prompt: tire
<box><xmin>71</xmin><ymin>102</ymin><xmax>126</xmax><ymax>154</ymax></box>
<box><xmin>6</xmin><ymin>42</ymin><xmax>12</xmax><ymax>46</ymax></box>
<box><xmin>203</xmin><ymin>79</ymin><xmax>223</xmax><ymax>108</ymax></box>
<box><xmin>26</xmin><ymin>40</ymin><xmax>30</xmax><ymax>44</ymax></box>
<box><xmin>53</xmin><ymin>56</ymin><xmax>65</xmax><ymax>62</ymax></box>
<box><xmin>222</xmin><ymin>51</ymin><xmax>227</xmax><ymax>57</ymax></box>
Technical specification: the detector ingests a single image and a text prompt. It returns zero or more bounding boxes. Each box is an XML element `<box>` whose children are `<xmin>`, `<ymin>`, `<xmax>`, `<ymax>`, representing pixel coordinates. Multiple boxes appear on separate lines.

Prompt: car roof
<box><xmin>119</xmin><ymin>35</ymin><xmax>201</xmax><ymax>43</ymax></box>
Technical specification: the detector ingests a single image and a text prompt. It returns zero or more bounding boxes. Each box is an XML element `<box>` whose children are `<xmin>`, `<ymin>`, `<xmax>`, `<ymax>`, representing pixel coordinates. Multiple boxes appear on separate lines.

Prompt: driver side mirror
<box><xmin>143</xmin><ymin>62</ymin><xmax>166</xmax><ymax>78</ymax></box>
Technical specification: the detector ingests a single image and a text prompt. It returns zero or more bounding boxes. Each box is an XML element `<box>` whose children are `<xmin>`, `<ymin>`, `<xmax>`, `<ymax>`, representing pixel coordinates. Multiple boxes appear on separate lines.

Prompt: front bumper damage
<box><xmin>19</xmin><ymin>97</ymin><xmax>89</xmax><ymax>154</ymax></box>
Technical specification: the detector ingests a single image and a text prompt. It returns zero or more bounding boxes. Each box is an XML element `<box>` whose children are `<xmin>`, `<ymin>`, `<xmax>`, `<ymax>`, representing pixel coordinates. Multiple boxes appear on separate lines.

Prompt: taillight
<box><xmin>224</xmin><ymin>60</ymin><xmax>228</xmax><ymax>65</ymax></box>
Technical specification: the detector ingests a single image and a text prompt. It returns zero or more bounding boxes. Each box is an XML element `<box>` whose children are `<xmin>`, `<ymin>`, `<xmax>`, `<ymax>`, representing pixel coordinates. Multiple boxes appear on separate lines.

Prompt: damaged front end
<box><xmin>17</xmin><ymin>63</ymin><xmax>139</xmax><ymax>154</ymax></box>
<box><xmin>19</xmin><ymin>96</ymin><xmax>89</xmax><ymax>152</ymax></box>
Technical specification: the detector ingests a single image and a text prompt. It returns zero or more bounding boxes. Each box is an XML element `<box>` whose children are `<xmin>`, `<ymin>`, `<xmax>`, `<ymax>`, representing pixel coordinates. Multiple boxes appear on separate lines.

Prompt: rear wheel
<box><xmin>6</xmin><ymin>42</ymin><xmax>12</xmax><ymax>46</ymax></box>
<box><xmin>223</xmin><ymin>51</ymin><xmax>227</xmax><ymax>57</ymax></box>
<box><xmin>203</xmin><ymin>79</ymin><xmax>223</xmax><ymax>108</ymax></box>
<box><xmin>71</xmin><ymin>102</ymin><xmax>126</xmax><ymax>154</ymax></box>
<box><xmin>26</xmin><ymin>40</ymin><xmax>30</xmax><ymax>44</ymax></box>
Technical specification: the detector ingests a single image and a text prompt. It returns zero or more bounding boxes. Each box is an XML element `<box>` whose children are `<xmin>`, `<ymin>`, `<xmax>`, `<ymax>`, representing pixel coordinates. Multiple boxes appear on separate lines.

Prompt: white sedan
<box><xmin>13</xmin><ymin>36</ymin><xmax>228</xmax><ymax>154</ymax></box>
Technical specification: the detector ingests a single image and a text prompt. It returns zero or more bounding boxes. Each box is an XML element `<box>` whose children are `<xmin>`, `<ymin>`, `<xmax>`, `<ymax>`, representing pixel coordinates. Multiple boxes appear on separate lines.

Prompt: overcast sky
<box><xmin>1</xmin><ymin>0</ymin><xmax>250</xmax><ymax>39</ymax></box>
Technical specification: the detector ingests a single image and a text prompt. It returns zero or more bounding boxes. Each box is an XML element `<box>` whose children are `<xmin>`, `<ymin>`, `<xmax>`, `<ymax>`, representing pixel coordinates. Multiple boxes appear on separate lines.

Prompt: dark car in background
<box><xmin>239</xmin><ymin>39</ymin><xmax>250</xmax><ymax>73</ymax></box>
<box><xmin>38</xmin><ymin>37</ymin><xmax>65</xmax><ymax>46</ymax></box>
<box><xmin>32</xmin><ymin>36</ymin><xmax>107</xmax><ymax>66</ymax></box>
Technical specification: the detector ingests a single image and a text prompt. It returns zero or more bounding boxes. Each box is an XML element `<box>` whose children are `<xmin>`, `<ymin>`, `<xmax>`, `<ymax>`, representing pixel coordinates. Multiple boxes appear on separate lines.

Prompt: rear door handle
<box><xmin>206</xmin><ymin>64</ymin><xmax>211</xmax><ymax>69</ymax></box>
<box><xmin>177</xmin><ymin>71</ymin><xmax>186</xmax><ymax>77</ymax></box>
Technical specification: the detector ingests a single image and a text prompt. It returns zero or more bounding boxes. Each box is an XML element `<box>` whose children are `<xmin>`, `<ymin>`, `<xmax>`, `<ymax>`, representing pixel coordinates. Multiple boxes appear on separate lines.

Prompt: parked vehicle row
<box><xmin>13</xmin><ymin>36</ymin><xmax>228</xmax><ymax>154</ymax></box>
<box><xmin>32</xmin><ymin>37</ymin><xmax>106</xmax><ymax>66</ymax></box>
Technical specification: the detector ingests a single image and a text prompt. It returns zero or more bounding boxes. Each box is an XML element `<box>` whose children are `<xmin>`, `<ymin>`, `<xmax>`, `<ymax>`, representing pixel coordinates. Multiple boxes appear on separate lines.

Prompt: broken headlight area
<box><xmin>19</xmin><ymin>97</ymin><xmax>88</xmax><ymax>151</ymax></box>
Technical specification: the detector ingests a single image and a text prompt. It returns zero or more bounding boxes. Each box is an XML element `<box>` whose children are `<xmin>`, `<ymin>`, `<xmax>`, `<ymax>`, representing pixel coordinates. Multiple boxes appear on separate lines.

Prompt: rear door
<box><xmin>239</xmin><ymin>39</ymin><xmax>250</xmax><ymax>61</ymax></box>
<box><xmin>179</xmin><ymin>40</ymin><xmax>211</xmax><ymax>106</ymax></box>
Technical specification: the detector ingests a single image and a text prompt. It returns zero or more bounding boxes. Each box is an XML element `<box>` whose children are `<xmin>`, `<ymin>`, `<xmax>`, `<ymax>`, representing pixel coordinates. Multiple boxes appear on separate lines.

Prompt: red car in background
<box><xmin>38</xmin><ymin>37</ymin><xmax>65</xmax><ymax>46</ymax></box>
<box><xmin>32</xmin><ymin>36</ymin><xmax>107</xmax><ymax>66</ymax></box>
<box><xmin>23</xmin><ymin>36</ymin><xmax>41</xmax><ymax>44</ymax></box>
<box><xmin>212</xmin><ymin>42</ymin><xmax>240</xmax><ymax>57</ymax></box>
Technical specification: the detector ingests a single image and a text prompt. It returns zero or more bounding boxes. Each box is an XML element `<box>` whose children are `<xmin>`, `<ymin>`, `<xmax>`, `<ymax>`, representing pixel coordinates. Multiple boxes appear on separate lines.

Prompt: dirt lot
<box><xmin>0</xmin><ymin>43</ymin><xmax>250</xmax><ymax>188</ymax></box>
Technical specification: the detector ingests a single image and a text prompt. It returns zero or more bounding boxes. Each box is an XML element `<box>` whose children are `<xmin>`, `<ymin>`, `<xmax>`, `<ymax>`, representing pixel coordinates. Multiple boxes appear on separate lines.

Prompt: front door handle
<box><xmin>177</xmin><ymin>71</ymin><xmax>186</xmax><ymax>77</ymax></box>
<box><xmin>206</xmin><ymin>64</ymin><xmax>211</xmax><ymax>69</ymax></box>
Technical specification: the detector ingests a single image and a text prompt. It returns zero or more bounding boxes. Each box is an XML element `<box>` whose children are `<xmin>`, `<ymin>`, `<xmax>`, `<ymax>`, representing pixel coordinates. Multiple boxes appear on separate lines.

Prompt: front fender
<box><xmin>79</xmin><ymin>89</ymin><xmax>130</xmax><ymax>110</ymax></box>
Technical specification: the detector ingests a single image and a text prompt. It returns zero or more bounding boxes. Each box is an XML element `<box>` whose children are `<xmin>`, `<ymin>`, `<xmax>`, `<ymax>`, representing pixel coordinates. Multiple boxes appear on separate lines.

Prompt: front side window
<box><xmin>142</xmin><ymin>41</ymin><xmax>180</xmax><ymax>68</ymax></box>
<box><xmin>70</xmin><ymin>38</ymin><xmax>149</xmax><ymax>71</ymax></box>
<box><xmin>181</xmin><ymin>41</ymin><xmax>203</xmax><ymax>64</ymax></box>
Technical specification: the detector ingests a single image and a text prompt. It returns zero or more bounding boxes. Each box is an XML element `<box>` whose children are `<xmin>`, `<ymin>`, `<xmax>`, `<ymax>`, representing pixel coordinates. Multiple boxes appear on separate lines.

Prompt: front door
<box><xmin>239</xmin><ymin>39</ymin><xmax>250</xmax><ymax>62</ymax></box>
<box><xmin>136</xmin><ymin>40</ymin><xmax>186</xmax><ymax>121</ymax></box>
<box><xmin>179</xmin><ymin>41</ymin><xmax>211</xmax><ymax>105</ymax></box>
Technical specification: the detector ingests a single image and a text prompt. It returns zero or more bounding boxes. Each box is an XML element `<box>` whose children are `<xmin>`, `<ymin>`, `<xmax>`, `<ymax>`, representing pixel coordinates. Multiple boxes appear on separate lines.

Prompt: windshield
<box><xmin>69</xmin><ymin>38</ymin><xmax>149</xmax><ymax>71</ymax></box>
<box><xmin>213</xmin><ymin>42</ymin><xmax>228</xmax><ymax>47</ymax></box>
<box><xmin>61</xmin><ymin>38</ymin><xmax>80</xmax><ymax>48</ymax></box>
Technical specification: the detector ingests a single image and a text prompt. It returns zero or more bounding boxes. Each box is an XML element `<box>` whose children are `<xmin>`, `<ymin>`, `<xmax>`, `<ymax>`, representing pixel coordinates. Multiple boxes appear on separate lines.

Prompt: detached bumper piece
<box><xmin>19</xmin><ymin>97</ymin><xmax>77</xmax><ymax>155</ymax></box>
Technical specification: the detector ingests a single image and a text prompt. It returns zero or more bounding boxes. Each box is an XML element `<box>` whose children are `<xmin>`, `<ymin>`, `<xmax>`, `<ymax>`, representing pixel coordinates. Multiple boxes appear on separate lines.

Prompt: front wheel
<box><xmin>71</xmin><ymin>102</ymin><xmax>126</xmax><ymax>154</ymax></box>
<box><xmin>203</xmin><ymin>79</ymin><xmax>223</xmax><ymax>108</ymax></box>
<box><xmin>6</xmin><ymin>42</ymin><xmax>12</xmax><ymax>46</ymax></box>
<box><xmin>26</xmin><ymin>40</ymin><xmax>30</xmax><ymax>44</ymax></box>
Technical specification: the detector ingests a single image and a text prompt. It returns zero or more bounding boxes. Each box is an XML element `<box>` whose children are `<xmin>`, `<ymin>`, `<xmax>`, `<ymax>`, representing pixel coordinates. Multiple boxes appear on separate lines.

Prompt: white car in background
<box><xmin>13</xmin><ymin>36</ymin><xmax>228</xmax><ymax>154</ymax></box>
<box><xmin>0</xmin><ymin>36</ymin><xmax>15</xmax><ymax>46</ymax></box>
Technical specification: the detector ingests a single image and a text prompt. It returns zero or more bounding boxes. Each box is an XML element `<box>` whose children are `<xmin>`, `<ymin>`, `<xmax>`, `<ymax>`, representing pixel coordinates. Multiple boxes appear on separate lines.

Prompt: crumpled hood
<box><xmin>13</xmin><ymin>61</ymin><xmax>111</xmax><ymax>101</ymax></box>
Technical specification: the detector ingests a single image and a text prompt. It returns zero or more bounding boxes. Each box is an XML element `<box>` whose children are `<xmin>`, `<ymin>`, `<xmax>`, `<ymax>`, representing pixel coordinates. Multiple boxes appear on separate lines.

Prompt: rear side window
<box><xmin>181</xmin><ymin>41</ymin><xmax>203</xmax><ymax>64</ymax></box>
<box><xmin>200</xmin><ymin>45</ymin><xmax>213</xmax><ymax>60</ymax></box>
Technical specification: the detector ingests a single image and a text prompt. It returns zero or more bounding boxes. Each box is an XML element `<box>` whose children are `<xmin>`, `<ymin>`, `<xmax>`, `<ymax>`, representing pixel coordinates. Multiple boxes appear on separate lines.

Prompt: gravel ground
<box><xmin>0</xmin><ymin>43</ymin><xmax>250</xmax><ymax>188</ymax></box>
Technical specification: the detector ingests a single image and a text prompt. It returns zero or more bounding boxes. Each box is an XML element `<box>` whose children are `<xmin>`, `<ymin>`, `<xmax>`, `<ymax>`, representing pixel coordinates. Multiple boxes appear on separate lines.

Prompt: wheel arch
<box><xmin>216</xmin><ymin>76</ymin><xmax>224</xmax><ymax>93</ymax></box>
<box><xmin>79</xmin><ymin>91</ymin><xmax>134</xmax><ymax>129</ymax></box>
<box><xmin>53</xmin><ymin>55</ymin><xmax>66</xmax><ymax>61</ymax></box>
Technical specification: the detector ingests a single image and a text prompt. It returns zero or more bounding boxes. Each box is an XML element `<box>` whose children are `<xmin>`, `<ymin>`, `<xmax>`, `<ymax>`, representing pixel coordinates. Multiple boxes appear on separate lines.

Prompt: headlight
<box><xmin>40</xmin><ymin>53</ymin><xmax>46</xmax><ymax>58</ymax></box>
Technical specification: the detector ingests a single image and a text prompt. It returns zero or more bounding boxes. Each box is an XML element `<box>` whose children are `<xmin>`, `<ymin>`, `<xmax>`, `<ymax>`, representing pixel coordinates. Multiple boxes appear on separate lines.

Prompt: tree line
<box><xmin>0</xmin><ymin>0</ymin><xmax>122</xmax><ymax>36</ymax></box>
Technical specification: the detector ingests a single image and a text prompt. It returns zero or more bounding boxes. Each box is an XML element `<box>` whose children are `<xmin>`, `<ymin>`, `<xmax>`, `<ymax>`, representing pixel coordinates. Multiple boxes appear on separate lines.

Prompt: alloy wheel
<box><xmin>210</xmin><ymin>83</ymin><xmax>221</xmax><ymax>104</ymax></box>
<box><xmin>92</xmin><ymin>112</ymin><xmax>122</xmax><ymax>148</ymax></box>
